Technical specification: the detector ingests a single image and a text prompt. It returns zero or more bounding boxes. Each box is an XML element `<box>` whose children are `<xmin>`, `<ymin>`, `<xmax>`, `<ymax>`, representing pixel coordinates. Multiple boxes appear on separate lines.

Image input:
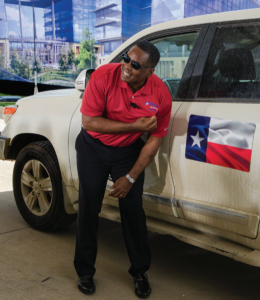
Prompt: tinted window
<box><xmin>151</xmin><ymin>32</ymin><xmax>199</xmax><ymax>98</ymax></box>
<box><xmin>198</xmin><ymin>25</ymin><xmax>260</xmax><ymax>99</ymax></box>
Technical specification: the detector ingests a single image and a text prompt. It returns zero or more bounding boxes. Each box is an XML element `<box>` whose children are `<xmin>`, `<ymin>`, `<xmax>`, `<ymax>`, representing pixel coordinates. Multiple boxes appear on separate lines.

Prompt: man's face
<box><xmin>121</xmin><ymin>46</ymin><xmax>154</xmax><ymax>86</ymax></box>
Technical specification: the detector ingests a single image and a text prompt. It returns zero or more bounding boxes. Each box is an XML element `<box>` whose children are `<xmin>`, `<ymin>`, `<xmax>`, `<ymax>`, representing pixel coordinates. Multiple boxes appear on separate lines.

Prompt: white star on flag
<box><xmin>190</xmin><ymin>130</ymin><xmax>204</xmax><ymax>148</ymax></box>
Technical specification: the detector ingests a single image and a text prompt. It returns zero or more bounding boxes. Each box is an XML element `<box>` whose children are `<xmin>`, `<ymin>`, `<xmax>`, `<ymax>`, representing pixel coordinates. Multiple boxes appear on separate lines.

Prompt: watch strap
<box><xmin>126</xmin><ymin>174</ymin><xmax>135</xmax><ymax>184</ymax></box>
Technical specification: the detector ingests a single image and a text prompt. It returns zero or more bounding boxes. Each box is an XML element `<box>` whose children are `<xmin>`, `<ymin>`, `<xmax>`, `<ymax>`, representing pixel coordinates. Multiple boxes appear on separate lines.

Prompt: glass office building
<box><xmin>1</xmin><ymin>0</ymin><xmax>96</xmax><ymax>86</ymax></box>
<box><xmin>96</xmin><ymin>0</ymin><xmax>259</xmax><ymax>56</ymax></box>
<box><xmin>151</xmin><ymin>0</ymin><xmax>259</xmax><ymax>25</ymax></box>
<box><xmin>1</xmin><ymin>0</ymin><xmax>260</xmax><ymax>84</ymax></box>
<box><xmin>2</xmin><ymin>0</ymin><xmax>96</xmax><ymax>68</ymax></box>
<box><xmin>0</xmin><ymin>0</ymin><xmax>8</xmax><ymax>39</ymax></box>
<box><xmin>44</xmin><ymin>0</ymin><xmax>96</xmax><ymax>42</ymax></box>
<box><xmin>2</xmin><ymin>0</ymin><xmax>260</xmax><ymax>52</ymax></box>
<box><xmin>3</xmin><ymin>0</ymin><xmax>96</xmax><ymax>43</ymax></box>
<box><xmin>184</xmin><ymin>0</ymin><xmax>258</xmax><ymax>18</ymax></box>
<box><xmin>0</xmin><ymin>0</ymin><xmax>9</xmax><ymax>69</ymax></box>
<box><xmin>94</xmin><ymin>0</ymin><xmax>152</xmax><ymax>56</ymax></box>
<box><xmin>151</xmin><ymin>0</ymin><xmax>184</xmax><ymax>26</ymax></box>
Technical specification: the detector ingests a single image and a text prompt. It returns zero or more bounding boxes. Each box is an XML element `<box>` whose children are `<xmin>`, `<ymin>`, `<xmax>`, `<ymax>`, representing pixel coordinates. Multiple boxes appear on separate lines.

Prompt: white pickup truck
<box><xmin>2</xmin><ymin>9</ymin><xmax>260</xmax><ymax>267</ymax></box>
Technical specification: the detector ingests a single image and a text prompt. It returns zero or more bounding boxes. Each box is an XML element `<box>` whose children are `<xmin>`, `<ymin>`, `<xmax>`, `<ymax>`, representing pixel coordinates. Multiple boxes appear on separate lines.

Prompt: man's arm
<box><xmin>108</xmin><ymin>135</ymin><xmax>162</xmax><ymax>198</ymax></box>
<box><xmin>82</xmin><ymin>114</ymin><xmax>157</xmax><ymax>133</ymax></box>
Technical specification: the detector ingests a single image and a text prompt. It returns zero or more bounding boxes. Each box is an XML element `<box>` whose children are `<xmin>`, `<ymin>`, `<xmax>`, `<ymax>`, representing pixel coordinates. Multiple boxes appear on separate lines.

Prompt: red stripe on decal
<box><xmin>206</xmin><ymin>142</ymin><xmax>252</xmax><ymax>172</ymax></box>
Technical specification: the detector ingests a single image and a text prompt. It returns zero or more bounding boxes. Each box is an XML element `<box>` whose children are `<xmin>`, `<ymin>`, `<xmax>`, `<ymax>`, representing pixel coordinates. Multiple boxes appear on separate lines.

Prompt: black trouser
<box><xmin>74</xmin><ymin>128</ymin><xmax>151</xmax><ymax>277</ymax></box>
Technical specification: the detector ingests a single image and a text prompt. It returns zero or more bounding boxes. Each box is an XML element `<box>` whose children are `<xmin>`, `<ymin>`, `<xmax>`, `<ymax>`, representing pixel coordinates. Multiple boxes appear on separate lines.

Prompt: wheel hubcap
<box><xmin>21</xmin><ymin>160</ymin><xmax>53</xmax><ymax>216</ymax></box>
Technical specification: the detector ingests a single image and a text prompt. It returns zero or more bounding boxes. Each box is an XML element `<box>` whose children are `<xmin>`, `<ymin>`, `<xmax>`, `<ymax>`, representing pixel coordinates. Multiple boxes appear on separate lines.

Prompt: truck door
<box><xmin>170</xmin><ymin>23</ymin><xmax>260</xmax><ymax>238</ymax></box>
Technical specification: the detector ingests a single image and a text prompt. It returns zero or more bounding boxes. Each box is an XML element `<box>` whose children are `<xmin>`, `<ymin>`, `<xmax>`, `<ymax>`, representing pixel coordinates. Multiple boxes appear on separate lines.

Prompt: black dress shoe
<box><xmin>78</xmin><ymin>276</ymin><xmax>96</xmax><ymax>295</ymax></box>
<box><xmin>133</xmin><ymin>273</ymin><xmax>151</xmax><ymax>298</ymax></box>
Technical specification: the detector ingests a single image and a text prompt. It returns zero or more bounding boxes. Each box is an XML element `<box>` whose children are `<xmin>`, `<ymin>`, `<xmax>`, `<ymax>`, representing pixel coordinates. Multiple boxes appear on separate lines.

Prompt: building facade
<box><xmin>1</xmin><ymin>0</ymin><xmax>260</xmax><ymax>82</ymax></box>
<box><xmin>0</xmin><ymin>0</ymin><xmax>9</xmax><ymax>68</ymax></box>
<box><xmin>94</xmin><ymin>0</ymin><xmax>152</xmax><ymax>57</ymax></box>
<box><xmin>95</xmin><ymin>0</ymin><xmax>259</xmax><ymax>58</ymax></box>
<box><xmin>44</xmin><ymin>0</ymin><xmax>96</xmax><ymax>43</ymax></box>
<box><xmin>184</xmin><ymin>0</ymin><xmax>259</xmax><ymax>18</ymax></box>
<box><xmin>0</xmin><ymin>0</ymin><xmax>8</xmax><ymax>39</ymax></box>
<box><xmin>2</xmin><ymin>0</ymin><xmax>96</xmax><ymax>66</ymax></box>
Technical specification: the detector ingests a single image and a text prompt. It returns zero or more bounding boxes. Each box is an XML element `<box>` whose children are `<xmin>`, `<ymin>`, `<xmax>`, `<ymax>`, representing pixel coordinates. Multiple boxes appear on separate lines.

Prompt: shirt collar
<box><xmin>116</xmin><ymin>65</ymin><xmax>153</xmax><ymax>95</ymax></box>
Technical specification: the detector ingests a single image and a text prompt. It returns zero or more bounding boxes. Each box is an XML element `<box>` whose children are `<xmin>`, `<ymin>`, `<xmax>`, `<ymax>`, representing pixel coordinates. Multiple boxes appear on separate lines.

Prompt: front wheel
<box><xmin>13</xmin><ymin>141</ymin><xmax>77</xmax><ymax>231</ymax></box>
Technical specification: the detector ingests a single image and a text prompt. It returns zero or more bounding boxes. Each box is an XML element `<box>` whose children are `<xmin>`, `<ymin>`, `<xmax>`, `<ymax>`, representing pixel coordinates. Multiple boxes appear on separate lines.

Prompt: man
<box><xmin>74</xmin><ymin>41</ymin><xmax>172</xmax><ymax>298</ymax></box>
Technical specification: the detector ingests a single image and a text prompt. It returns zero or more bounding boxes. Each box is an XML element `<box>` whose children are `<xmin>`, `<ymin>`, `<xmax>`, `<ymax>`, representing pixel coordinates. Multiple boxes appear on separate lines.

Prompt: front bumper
<box><xmin>0</xmin><ymin>135</ymin><xmax>10</xmax><ymax>160</ymax></box>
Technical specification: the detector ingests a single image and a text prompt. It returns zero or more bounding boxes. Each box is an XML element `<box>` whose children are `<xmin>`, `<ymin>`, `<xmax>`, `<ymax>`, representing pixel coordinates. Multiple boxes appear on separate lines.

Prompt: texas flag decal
<box><xmin>185</xmin><ymin>115</ymin><xmax>256</xmax><ymax>172</ymax></box>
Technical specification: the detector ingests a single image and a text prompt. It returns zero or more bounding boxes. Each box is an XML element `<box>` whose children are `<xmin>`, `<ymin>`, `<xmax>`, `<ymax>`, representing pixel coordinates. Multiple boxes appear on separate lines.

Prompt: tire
<box><xmin>13</xmin><ymin>141</ymin><xmax>77</xmax><ymax>231</ymax></box>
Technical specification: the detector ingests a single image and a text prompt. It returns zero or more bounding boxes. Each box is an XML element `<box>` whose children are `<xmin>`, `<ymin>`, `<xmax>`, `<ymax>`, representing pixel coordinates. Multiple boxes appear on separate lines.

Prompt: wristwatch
<box><xmin>126</xmin><ymin>174</ymin><xmax>135</xmax><ymax>184</ymax></box>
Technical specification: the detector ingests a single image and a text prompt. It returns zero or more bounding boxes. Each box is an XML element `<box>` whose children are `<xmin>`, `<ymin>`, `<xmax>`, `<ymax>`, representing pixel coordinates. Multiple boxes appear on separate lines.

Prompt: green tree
<box><xmin>0</xmin><ymin>55</ymin><xmax>5</xmax><ymax>69</ymax></box>
<box><xmin>34</xmin><ymin>58</ymin><xmax>42</xmax><ymax>74</ymax></box>
<box><xmin>68</xmin><ymin>48</ymin><xmax>75</xmax><ymax>68</ymax></box>
<box><xmin>59</xmin><ymin>48</ymin><xmax>68</xmax><ymax>72</ymax></box>
<box><xmin>18</xmin><ymin>59</ymin><xmax>31</xmax><ymax>79</ymax></box>
<box><xmin>11</xmin><ymin>49</ymin><xmax>21</xmax><ymax>74</ymax></box>
<box><xmin>75</xmin><ymin>28</ymin><xmax>96</xmax><ymax>70</ymax></box>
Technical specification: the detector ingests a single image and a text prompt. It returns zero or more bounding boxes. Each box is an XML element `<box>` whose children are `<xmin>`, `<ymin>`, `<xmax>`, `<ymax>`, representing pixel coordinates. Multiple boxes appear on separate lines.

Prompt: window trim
<box><xmin>111</xmin><ymin>24</ymin><xmax>209</xmax><ymax>100</ymax></box>
<box><xmin>186</xmin><ymin>23</ymin><xmax>218</xmax><ymax>100</ymax></box>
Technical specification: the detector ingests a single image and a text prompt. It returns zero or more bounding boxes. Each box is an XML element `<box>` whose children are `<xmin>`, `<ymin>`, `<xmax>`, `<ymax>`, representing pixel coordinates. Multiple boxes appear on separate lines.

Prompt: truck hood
<box><xmin>17</xmin><ymin>89</ymin><xmax>77</xmax><ymax>104</ymax></box>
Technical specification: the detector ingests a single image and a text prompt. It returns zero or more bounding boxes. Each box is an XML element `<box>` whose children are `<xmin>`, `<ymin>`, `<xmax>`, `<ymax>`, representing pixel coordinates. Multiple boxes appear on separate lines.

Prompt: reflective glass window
<box><xmin>198</xmin><ymin>25</ymin><xmax>260</xmax><ymax>99</ymax></box>
<box><xmin>151</xmin><ymin>32</ymin><xmax>199</xmax><ymax>97</ymax></box>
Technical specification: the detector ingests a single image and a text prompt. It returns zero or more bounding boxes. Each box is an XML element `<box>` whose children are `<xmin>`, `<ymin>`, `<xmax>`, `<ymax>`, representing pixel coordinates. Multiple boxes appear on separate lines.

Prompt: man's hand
<box><xmin>108</xmin><ymin>136</ymin><xmax>162</xmax><ymax>199</ymax></box>
<box><xmin>133</xmin><ymin>116</ymin><xmax>157</xmax><ymax>132</ymax></box>
<box><xmin>108</xmin><ymin>176</ymin><xmax>133</xmax><ymax>198</ymax></box>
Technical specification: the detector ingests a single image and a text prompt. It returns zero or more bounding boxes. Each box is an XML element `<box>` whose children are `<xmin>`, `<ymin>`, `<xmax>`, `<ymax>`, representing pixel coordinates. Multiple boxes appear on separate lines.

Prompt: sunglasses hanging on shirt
<box><xmin>122</xmin><ymin>53</ymin><xmax>154</xmax><ymax>71</ymax></box>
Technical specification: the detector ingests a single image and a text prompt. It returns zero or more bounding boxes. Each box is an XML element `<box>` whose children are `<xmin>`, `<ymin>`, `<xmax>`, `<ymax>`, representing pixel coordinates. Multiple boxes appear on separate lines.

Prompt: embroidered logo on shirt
<box><xmin>150</xmin><ymin>102</ymin><xmax>159</xmax><ymax>108</ymax></box>
<box><xmin>145</xmin><ymin>102</ymin><xmax>159</xmax><ymax>112</ymax></box>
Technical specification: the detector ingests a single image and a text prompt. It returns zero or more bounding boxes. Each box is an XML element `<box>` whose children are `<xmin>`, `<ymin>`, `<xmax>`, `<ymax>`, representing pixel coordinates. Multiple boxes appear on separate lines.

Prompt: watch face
<box><xmin>126</xmin><ymin>174</ymin><xmax>135</xmax><ymax>183</ymax></box>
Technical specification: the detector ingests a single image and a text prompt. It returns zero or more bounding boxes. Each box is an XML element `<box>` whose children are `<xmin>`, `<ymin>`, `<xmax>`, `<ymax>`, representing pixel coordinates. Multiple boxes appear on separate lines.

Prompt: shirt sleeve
<box><xmin>80</xmin><ymin>73</ymin><xmax>106</xmax><ymax>117</ymax></box>
<box><xmin>150</xmin><ymin>89</ymin><xmax>172</xmax><ymax>138</ymax></box>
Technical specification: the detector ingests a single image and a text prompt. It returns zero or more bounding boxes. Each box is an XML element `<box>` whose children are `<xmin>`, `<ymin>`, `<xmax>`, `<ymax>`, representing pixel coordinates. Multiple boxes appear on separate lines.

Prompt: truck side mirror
<box><xmin>75</xmin><ymin>69</ymin><xmax>95</xmax><ymax>91</ymax></box>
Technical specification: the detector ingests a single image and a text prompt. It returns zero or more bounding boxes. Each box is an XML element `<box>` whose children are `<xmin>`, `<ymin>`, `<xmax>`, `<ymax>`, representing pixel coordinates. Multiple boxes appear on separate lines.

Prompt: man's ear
<box><xmin>147</xmin><ymin>68</ymin><xmax>155</xmax><ymax>78</ymax></box>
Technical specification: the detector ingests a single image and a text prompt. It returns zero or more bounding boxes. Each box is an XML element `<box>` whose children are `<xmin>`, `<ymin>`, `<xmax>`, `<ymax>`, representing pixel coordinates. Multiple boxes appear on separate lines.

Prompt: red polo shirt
<box><xmin>80</xmin><ymin>63</ymin><xmax>172</xmax><ymax>147</ymax></box>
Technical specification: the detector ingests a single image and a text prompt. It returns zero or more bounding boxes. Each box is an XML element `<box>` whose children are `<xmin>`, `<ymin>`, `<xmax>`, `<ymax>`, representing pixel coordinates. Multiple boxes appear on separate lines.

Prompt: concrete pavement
<box><xmin>0</xmin><ymin>116</ymin><xmax>260</xmax><ymax>299</ymax></box>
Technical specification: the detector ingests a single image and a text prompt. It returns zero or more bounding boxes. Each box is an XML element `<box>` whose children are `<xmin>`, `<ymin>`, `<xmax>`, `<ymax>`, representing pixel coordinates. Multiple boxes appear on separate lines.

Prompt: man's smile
<box><xmin>123</xmin><ymin>71</ymin><xmax>130</xmax><ymax>77</ymax></box>
<box><xmin>121</xmin><ymin>66</ymin><xmax>133</xmax><ymax>79</ymax></box>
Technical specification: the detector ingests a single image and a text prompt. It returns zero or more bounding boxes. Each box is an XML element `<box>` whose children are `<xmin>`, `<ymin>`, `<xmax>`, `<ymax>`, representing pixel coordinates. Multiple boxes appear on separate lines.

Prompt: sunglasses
<box><xmin>122</xmin><ymin>53</ymin><xmax>154</xmax><ymax>70</ymax></box>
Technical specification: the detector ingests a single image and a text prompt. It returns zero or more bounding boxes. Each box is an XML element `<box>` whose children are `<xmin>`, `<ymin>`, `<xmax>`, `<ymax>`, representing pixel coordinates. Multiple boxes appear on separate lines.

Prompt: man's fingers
<box><xmin>107</xmin><ymin>184</ymin><xmax>115</xmax><ymax>192</ymax></box>
<box><xmin>109</xmin><ymin>189</ymin><xmax>124</xmax><ymax>198</ymax></box>
<box><xmin>146</xmin><ymin>116</ymin><xmax>156</xmax><ymax>124</ymax></box>
<box><xmin>108</xmin><ymin>186</ymin><xmax>118</xmax><ymax>197</ymax></box>
<box><xmin>150</xmin><ymin>116</ymin><xmax>157</xmax><ymax>125</ymax></box>
<box><xmin>142</xmin><ymin>116</ymin><xmax>157</xmax><ymax>122</ymax></box>
<box><xmin>108</xmin><ymin>188</ymin><xmax>128</xmax><ymax>198</ymax></box>
<box><xmin>108</xmin><ymin>190</ymin><xmax>117</xmax><ymax>197</ymax></box>
<box><xmin>146</xmin><ymin>116</ymin><xmax>157</xmax><ymax>131</ymax></box>
<box><xmin>145</xmin><ymin>117</ymin><xmax>156</xmax><ymax>127</ymax></box>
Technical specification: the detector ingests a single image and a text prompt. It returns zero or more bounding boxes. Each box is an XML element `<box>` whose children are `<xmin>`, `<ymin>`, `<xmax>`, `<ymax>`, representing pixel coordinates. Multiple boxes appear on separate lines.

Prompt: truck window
<box><xmin>198</xmin><ymin>25</ymin><xmax>260</xmax><ymax>99</ymax></box>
